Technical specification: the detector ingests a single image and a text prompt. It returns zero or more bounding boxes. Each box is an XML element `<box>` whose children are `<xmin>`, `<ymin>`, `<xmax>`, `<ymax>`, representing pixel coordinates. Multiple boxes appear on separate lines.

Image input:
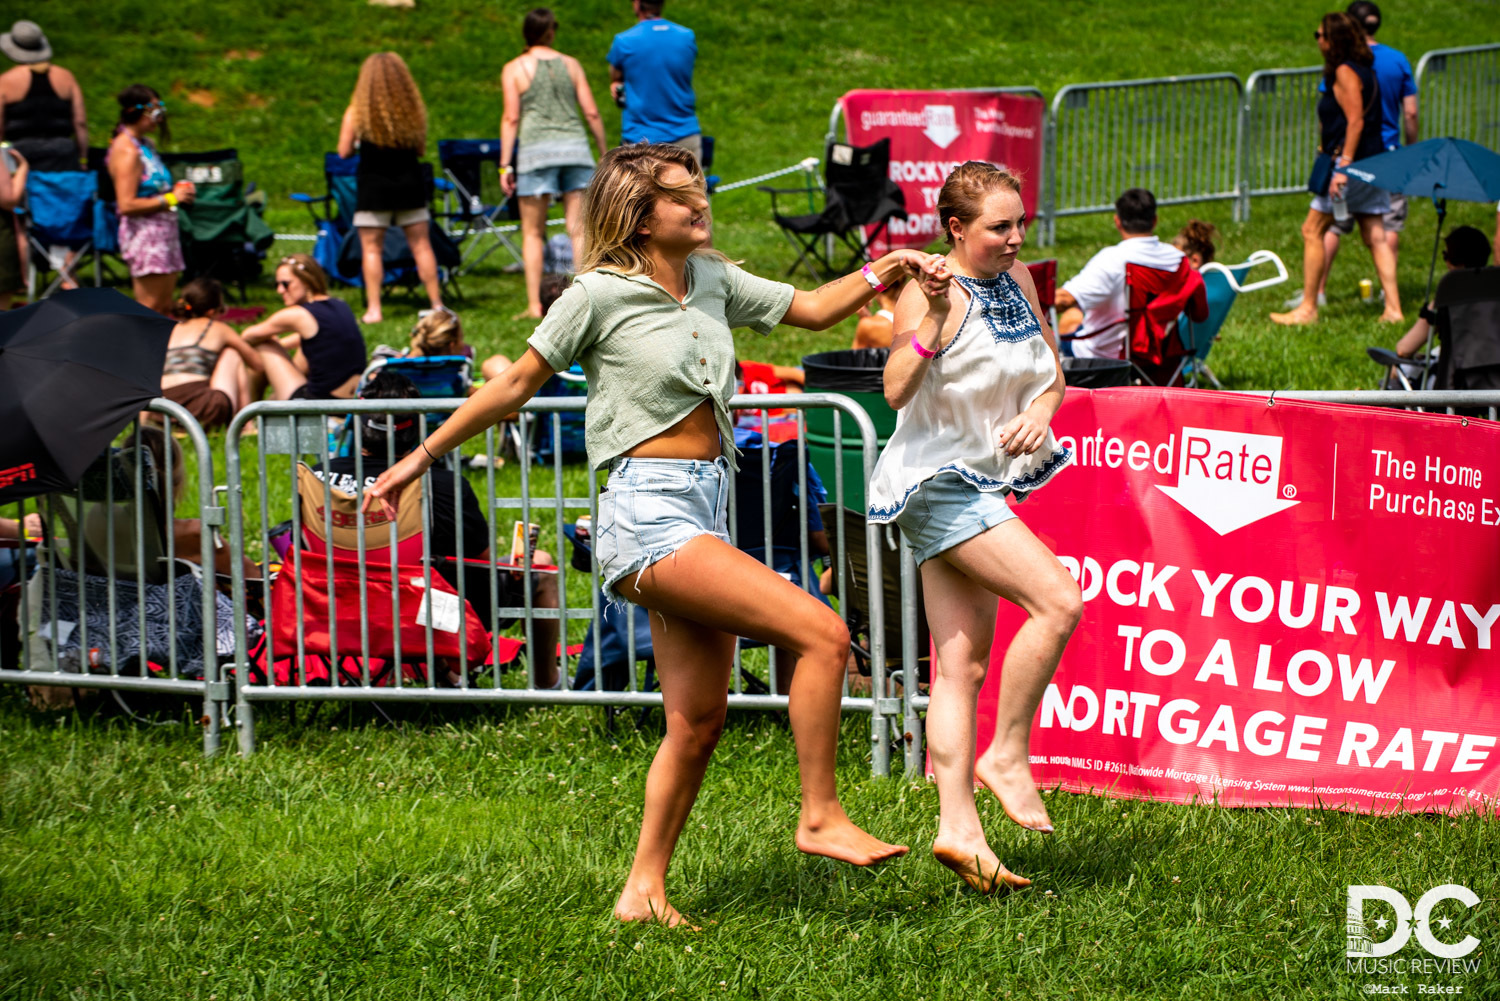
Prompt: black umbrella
<box><xmin>0</xmin><ymin>288</ymin><xmax>174</xmax><ymax>503</ymax></box>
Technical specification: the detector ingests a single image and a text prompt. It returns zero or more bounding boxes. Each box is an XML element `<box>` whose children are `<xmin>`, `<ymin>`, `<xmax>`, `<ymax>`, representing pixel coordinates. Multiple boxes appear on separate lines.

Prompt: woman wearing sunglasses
<box><xmin>241</xmin><ymin>254</ymin><xmax>367</xmax><ymax>401</ymax></box>
<box><xmin>106</xmin><ymin>84</ymin><xmax>194</xmax><ymax>313</ymax></box>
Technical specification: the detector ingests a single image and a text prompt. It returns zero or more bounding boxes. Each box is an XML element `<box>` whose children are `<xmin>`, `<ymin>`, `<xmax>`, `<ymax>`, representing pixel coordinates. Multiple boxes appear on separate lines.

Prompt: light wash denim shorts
<box><xmin>596</xmin><ymin>456</ymin><xmax>730</xmax><ymax>603</ymax></box>
<box><xmin>516</xmin><ymin>163</ymin><xmax>595</xmax><ymax>198</ymax></box>
<box><xmin>895</xmin><ymin>472</ymin><xmax>1017</xmax><ymax>565</ymax></box>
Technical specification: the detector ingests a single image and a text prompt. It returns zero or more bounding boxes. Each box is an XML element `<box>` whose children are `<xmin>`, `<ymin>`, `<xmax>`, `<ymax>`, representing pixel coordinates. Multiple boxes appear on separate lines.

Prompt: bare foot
<box><xmin>362</xmin><ymin>311</ymin><xmax>383</xmax><ymax>325</ymax></box>
<box><xmin>797</xmin><ymin>811</ymin><xmax>909</xmax><ymax>866</ymax></box>
<box><xmin>975</xmin><ymin>751</ymin><xmax>1053</xmax><ymax>833</ymax></box>
<box><xmin>932</xmin><ymin>835</ymin><xmax>1030</xmax><ymax>893</ymax></box>
<box><xmin>614</xmin><ymin>884</ymin><xmax>700</xmax><ymax>930</ymax></box>
<box><xmin>1269</xmin><ymin>306</ymin><xmax>1318</xmax><ymax>326</ymax></box>
<box><xmin>1378</xmin><ymin>310</ymin><xmax>1405</xmax><ymax>323</ymax></box>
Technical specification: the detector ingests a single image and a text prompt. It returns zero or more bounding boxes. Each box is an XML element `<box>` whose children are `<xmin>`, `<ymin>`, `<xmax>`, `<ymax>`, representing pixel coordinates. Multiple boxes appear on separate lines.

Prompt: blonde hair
<box><xmin>277</xmin><ymin>254</ymin><xmax>328</xmax><ymax>297</ymax></box>
<box><xmin>409</xmin><ymin>308</ymin><xmax>463</xmax><ymax>356</ymax></box>
<box><xmin>578</xmin><ymin>143</ymin><xmax>721</xmax><ymax>277</ymax></box>
<box><xmin>937</xmin><ymin>161</ymin><xmax>1023</xmax><ymax>246</ymax></box>
<box><xmin>350</xmin><ymin>52</ymin><xmax>427</xmax><ymax>151</ymax></box>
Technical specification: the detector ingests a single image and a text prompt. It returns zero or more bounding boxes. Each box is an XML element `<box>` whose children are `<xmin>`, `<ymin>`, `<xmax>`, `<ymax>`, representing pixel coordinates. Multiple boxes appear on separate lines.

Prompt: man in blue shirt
<box><xmin>607</xmin><ymin>0</ymin><xmax>702</xmax><ymax>164</ymax></box>
<box><xmin>1293</xmin><ymin>0</ymin><xmax>1419</xmax><ymax>309</ymax></box>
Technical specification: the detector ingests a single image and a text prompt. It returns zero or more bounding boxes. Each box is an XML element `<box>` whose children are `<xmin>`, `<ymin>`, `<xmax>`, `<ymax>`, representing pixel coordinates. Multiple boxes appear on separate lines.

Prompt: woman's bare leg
<box><xmin>210</xmin><ymin>349</ymin><xmax>243</xmax><ymax>410</ymax></box>
<box><xmin>561</xmin><ymin>188</ymin><xmax>586</xmax><ymax>272</ymax></box>
<box><xmin>255</xmin><ymin>341</ymin><xmax>310</xmax><ymax>400</ymax></box>
<box><xmin>516</xmin><ymin>195</ymin><xmax>550</xmax><ymax>319</ymax></box>
<box><xmin>625</xmin><ymin>536</ymin><xmax>907</xmax><ymax>876</ymax></box>
<box><xmin>1360</xmin><ymin>214</ymin><xmax>1404</xmax><ymax>322</ymax></box>
<box><xmin>1271</xmin><ymin>209</ymin><xmax>1333</xmax><ymax>325</ymax></box>
<box><xmin>402</xmin><ymin>219</ymin><xmax>443</xmax><ymax>311</ymax></box>
<box><xmin>357</xmin><ymin>226</ymin><xmax>386</xmax><ymax>324</ymax></box>
<box><xmin>132</xmin><ymin>272</ymin><xmax>179</xmax><ymax>314</ymax></box>
<box><xmin>613</xmin><ymin>609</ymin><xmax>734</xmax><ymax>928</ymax></box>
<box><xmin>936</xmin><ymin>520</ymin><xmax>1081</xmax><ymax>833</ymax></box>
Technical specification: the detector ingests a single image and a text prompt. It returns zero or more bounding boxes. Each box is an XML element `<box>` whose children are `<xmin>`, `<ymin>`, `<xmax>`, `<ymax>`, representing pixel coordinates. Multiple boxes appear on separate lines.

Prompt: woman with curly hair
<box><xmin>338</xmin><ymin>52</ymin><xmax>442</xmax><ymax>324</ymax></box>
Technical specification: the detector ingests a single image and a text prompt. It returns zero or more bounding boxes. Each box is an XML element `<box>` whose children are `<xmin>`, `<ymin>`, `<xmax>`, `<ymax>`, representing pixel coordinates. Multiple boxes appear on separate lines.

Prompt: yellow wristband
<box><xmin>163</xmin><ymin>191</ymin><xmax>179</xmax><ymax>208</ymax></box>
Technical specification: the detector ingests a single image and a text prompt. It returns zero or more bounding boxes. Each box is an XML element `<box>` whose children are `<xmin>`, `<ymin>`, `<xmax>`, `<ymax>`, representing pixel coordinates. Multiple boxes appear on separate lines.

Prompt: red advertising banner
<box><xmin>839</xmin><ymin>89</ymin><xmax>1044</xmax><ymax>255</ymax></box>
<box><xmin>972</xmin><ymin>388</ymin><xmax>1500</xmax><ymax>814</ymax></box>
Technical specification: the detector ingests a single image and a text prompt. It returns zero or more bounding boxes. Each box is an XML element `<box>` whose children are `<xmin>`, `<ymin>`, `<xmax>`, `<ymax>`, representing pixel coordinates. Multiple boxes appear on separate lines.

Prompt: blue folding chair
<box><xmin>336</xmin><ymin>354</ymin><xmax>475</xmax><ymax>464</ymax></box>
<box><xmin>529</xmin><ymin>366</ymin><xmax>589</xmax><ymax>464</ymax></box>
<box><xmin>1176</xmin><ymin>250</ymin><xmax>1288</xmax><ymax>388</ymax></box>
<box><xmin>21</xmin><ymin>170</ymin><xmax>97</xmax><ymax>298</ymax></box>
<box><xmin>435</xmin><ymin>139</ymin><xmax>521</xmax><ymax>275</ymax></box>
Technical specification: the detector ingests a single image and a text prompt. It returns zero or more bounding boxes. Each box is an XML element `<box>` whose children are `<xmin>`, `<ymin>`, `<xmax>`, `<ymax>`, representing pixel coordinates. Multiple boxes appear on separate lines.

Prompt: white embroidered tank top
<box><xmin>867</xmin><ymin>270</ymin><xmax>1073</xmax><ymax>523</ymax></box>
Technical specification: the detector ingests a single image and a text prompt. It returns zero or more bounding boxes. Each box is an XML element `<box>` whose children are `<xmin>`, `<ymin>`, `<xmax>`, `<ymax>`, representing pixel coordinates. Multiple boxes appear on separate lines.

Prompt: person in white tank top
<box><xmin>872</xmin><ymin>162</ymin><xmax>1083</xmax><ymax>894</ymax></box>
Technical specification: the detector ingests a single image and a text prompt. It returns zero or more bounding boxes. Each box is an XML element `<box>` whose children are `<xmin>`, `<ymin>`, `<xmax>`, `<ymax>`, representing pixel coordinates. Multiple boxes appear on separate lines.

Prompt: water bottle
<box><xmin>1331</xmin><ymin>188</ymin><xmax>1350</xmax><ymax>224</ymax></box>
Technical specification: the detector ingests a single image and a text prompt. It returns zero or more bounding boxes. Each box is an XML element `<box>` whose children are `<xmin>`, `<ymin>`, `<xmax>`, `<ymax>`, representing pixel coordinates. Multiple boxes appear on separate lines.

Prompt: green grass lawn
<box><xmin>5</xmin><ymin>2</ymin><xmax>1500</xmax><ymax>997</ymax></box>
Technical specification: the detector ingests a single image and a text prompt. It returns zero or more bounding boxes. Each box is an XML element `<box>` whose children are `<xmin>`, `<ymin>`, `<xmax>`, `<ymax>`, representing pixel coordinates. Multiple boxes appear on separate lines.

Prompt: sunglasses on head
<box><xmin>1314</xmin><ymin>30</ymin><xmax>1325</xmax><ymax>40</ymax></box>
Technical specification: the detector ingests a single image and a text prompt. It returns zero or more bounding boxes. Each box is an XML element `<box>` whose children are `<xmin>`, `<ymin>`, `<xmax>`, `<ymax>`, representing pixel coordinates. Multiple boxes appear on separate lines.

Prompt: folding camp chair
<box><xmin>522</xmin><ymin>366</ymin><xmax>588</xmax><ymax>464</ymax></box>
<box><xmin>761</xmin><ymin>138</ymin><xmax>905</xmax><ymax>282</ymax></box>
<box><xmin>818</xmin><ymin>504</ymin><xmax>929</xmax><ymax>685</ymax></box>
<box><xmin>1177</xmin><ymin>250</ymin><xmax>1287</xmax><ymax>389</ymax></box>
<box><xmin>1368</xmin><ymin>266</ymin><xmax>1500</xmax><ymax>404</ymax></box>
<box><xmin>290</xmin><ymin>152</ymin><xmax>462</xmax><ymax>299</ymax></box>
<box><xmin>1122</xmin><ymin>260</ymin><xmax>1208</xmax><ymax>386</ymax></box>
<box><xmin>345</xmin><ymin>355</ymin><xmax>473</xmax><ymax>463</ymax></box>
<box><xmin>435</xmin><ymin>139</ymin><xmax>521</xmax><ymax>275</ymax></box>
<box><xmin>20</xmin><ymin>169</ymin><xmax>96</xmax><ymax>299</ymax></box>
<box><xmin>160</xmin><ymin>148</ymin><xmax>274</xmax><ymax>299</ymax></box>
<box><xmin>1026</xmin><ymin>258</ymin><xmax>1058</xmax><ymax>328</ymax></box>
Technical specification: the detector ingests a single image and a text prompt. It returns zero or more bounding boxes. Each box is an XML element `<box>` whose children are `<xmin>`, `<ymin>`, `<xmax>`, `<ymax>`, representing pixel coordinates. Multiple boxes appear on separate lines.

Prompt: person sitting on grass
<box><xmin>1391</xmin><ymin>225</ymin><xmax>1492</xmax><ymax>362</ymax></box>
<box><xmin>158</xmin><ymin>277</ymin><xmax>263</xmax><ymax>430</ymax></box>
<box><xmin>242</xmin><ymin>255</ymin><xmax>367</xmax><ymax>401</ymax></box>
<box><xmin>307</xmin><ymin>369</ymin><xmax>563</xmax><ymax>688</ymax></box>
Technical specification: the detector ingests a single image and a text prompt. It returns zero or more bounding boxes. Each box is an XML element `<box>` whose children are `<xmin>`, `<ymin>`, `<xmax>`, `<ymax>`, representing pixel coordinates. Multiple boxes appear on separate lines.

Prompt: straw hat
<box><xmin>0</xmin><ymin>21</ymin><xmax>53</xmax><ymax>65</ymax></box>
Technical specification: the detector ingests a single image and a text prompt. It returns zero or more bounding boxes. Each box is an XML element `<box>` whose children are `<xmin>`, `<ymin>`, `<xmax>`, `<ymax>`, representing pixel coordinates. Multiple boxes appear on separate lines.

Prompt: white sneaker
<box><xmin>1282</xmin><ymin>291</ymin><xmax>1328</xmax><ymax>309</ymax></box>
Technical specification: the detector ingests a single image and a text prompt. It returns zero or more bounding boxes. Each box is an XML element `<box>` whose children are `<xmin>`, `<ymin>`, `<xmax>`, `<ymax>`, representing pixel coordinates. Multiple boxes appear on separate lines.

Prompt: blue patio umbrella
<box><xmin>1345</xmin><ymin>138</ymin><xmax>1500</xmax><ymax>305</ymax></box>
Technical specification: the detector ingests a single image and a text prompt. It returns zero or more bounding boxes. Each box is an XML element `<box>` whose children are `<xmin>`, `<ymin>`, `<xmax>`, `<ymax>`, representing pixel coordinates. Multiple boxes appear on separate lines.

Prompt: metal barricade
<box><xmin>1251</xmin><ymin>389</ymin><xmax>1500</xmax><ymax>421</ymax></box>
<box><xmin>223</xmin><ymin>394</ymin><xmax>905</xmax><ymax>774</ymax></box>
<box><xmin>1239</xmin><ymin>66</ymin><xmax>1323</xmax><ymax>217</ymax></box>
<box><xmin>0</xmin><ymin>400</ymin><xmax>228</xmax><ymax>755</ymax></box>
<box><xmin>1040</xmin><ymin>74</ymin><xmax>1244</xmax><ymax>245</ymax></box>
<box><xmin>1416</xmin><ymin>44</ymin><xmax>1500</xmax><ymax>148</ymax></box>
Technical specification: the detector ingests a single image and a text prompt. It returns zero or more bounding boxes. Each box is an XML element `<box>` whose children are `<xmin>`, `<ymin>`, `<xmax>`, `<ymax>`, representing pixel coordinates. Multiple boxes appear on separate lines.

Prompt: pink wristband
<box><xmin>910</xmin><ymin>337</ymin><xmax>936</xmax><ymax>359</ymax></box>
<box><xmin>861</xmin><ymin>263</ymin><xmax>887</xmax><ymax>293</ymax></box>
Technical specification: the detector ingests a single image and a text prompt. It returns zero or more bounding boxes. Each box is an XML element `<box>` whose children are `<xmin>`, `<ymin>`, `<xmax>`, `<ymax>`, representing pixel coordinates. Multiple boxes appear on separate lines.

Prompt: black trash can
<box><xmin>1062</xmin><ymin>356</ymin><xmax>1134</xmax><ymax>388</ymax></box>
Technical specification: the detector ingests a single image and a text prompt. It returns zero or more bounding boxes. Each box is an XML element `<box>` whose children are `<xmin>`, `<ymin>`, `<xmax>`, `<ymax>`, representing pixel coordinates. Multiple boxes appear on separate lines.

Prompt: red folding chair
<box><xmin>1124</xmin><ymin>260</ymin><xmax>1209</xmax><ymax>386</ymax></box>
<box><xmin>1026</xmin><ymin>258</ymin><xmax>1058</xmax><ymax>327</ymax></box>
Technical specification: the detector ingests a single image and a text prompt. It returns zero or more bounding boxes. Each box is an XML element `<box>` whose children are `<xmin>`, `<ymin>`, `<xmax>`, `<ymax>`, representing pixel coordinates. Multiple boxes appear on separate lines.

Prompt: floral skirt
<box><xmin>118</xmin><ymin>210</ymin><xmax>184</xmax><ymax>278</ymax></box>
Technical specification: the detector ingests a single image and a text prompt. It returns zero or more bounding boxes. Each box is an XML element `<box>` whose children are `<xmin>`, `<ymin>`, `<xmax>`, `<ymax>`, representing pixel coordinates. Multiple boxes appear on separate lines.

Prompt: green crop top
<box><xmin>527</xmin><ymin>253</ymin><xmax>795</xmax><ymax>471</ymax></box>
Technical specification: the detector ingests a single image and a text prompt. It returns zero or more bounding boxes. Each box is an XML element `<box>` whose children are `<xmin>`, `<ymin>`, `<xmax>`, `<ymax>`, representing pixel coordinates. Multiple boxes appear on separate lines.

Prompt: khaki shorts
<box><xmin>1330</xmin><ymin>192</ymin><xmax>1407</xmax><ymax>236</ymax></box>
<box><xmin>352</xmin><ymin>207</ymin><xmax>430</xmax><ymax>228</ymax></box>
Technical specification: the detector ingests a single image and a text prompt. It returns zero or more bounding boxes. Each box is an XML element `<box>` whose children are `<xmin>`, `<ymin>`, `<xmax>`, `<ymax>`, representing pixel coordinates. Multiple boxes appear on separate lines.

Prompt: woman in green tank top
<box><xmin>500</xmin><ymin>8</ymin><xmax>609</xmax><ymax>318</ymax></box>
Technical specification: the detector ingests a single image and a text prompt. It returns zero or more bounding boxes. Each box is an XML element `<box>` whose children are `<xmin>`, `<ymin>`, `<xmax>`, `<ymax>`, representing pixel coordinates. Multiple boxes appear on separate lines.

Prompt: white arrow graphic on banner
<box><xmin>1155</xmin><ymin>426</ymin><xmax>1300</xmax><ymax>535</ymax></box>
<box><xmin>922</xmin><ymin>105</ymin><xmax>960</xmax><ymax>149</ymax></box>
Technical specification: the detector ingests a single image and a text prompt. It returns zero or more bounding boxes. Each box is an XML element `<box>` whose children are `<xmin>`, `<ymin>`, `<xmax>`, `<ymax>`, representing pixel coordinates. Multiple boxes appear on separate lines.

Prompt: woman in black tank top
<box><xmin>0</xmin><ymin>23</ymin><xmax>87</xmax><ymax>171</ymax></box>
<box><xmin>1271</xmin><ymin>11</ymin><xmax>1404</xmax><ymax>327</ymax></box>
<box><xmin>336</xmin><ymin>52</ymin><xmax>443</xmax><ymax>325</ymax></box>
<box><xmin>242</xmin><ymin>255</ymin><xmax>367</xmax><ymax>401</ymax></box>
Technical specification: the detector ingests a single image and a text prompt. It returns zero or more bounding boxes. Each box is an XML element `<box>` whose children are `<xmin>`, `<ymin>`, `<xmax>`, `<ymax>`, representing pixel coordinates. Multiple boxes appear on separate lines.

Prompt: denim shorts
<box><xmin>596</xmin><ymin>456</ymin><xmax>730</xmax><ymax>603</ymax></box>
<box><xmin>895</xmin><ymin>472</ymin><xmax>1017</xmax><ymax>565</ymax></box>
<box><xmin>516</xmin><ymin>164</ymin><xmax>594</xmax><ymax>198</ymax></box>
<box><xmin>1311</xmin><ymin>176</ymin><xmax>1391</xmax><ymax>219</ymax></box>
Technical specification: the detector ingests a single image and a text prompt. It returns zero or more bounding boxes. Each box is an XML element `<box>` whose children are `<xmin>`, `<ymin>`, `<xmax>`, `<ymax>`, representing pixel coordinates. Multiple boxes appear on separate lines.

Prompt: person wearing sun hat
<box><xmin>0</xmin><ymin>20</ymin><xmax>88</xmax><ymax>171</ymax></box>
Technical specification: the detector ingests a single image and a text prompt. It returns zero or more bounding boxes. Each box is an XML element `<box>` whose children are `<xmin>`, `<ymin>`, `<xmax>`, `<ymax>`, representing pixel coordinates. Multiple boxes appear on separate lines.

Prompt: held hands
<box><xmin>996</xmin><ymin>404</ymin><xmax>1051</xmax><ymax>458</ymax></box>
<box><xmin>891</xmin><ymin>250</ymin><xmax>952</xmax><ymax>306</ymax></box>
<box><xmin>172</xmin><ymin>180</ymin><xmax>197</xmax><ymax>206</ymax></box>
<box><xmin>499</xmin><ymin>170</ymin><xmax>517</xmax><ymax>198</ymax></box>
<box><xmin>362</xmin><ymin>448</ymin><xmax>433</xmax><ymax>521</ymax></box>
<box><xmin>1328</xmin><ymin>170</ymin><xmax>1348</xmax><ymax>200</ymax></box>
